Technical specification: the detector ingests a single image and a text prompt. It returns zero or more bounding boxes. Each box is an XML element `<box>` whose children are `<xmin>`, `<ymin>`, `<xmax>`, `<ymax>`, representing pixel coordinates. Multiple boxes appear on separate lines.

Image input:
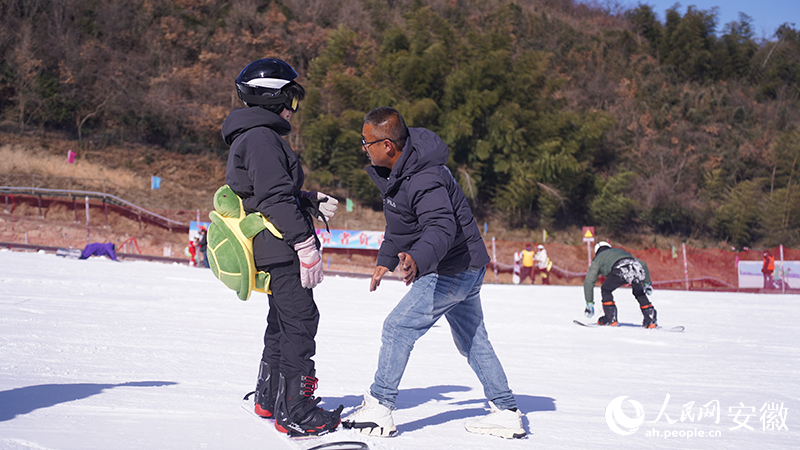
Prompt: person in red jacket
<box><xmin>187</xmin><ymin>239</ymin><xmax>197</xmax><ymax>267</ymax></box>
<box><xmin>762</xmin><ymin>251</ymin><xmax>775</xmax><ymax>289</ymax></box>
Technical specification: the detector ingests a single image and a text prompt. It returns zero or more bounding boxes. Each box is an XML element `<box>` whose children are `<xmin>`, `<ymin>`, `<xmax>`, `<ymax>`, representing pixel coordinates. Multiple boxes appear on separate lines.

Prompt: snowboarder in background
<box><xmin>342</xmin><ymin>106</ymin><xmax>525</xmax><ymax>439</ymax></box>
<box><xmin>762</xmin><ymin>250</ymin><xmax>775</xmax><ymax>289</ymax></box>
<box><xmin>222</xmin><ymin>58</ymin><xmax>342</xmax><ymax>437</ymax></box>
<box><xmin>583</xmin><ymin>241</ymin><xmax>657</xmax><ymax>328</ymax></box>
<box><xmin>79</xmin><ymin>242</ymin><xmax>118</xmax><ymax>261</ymax></box>
<box><xmin>519</xmin><ymin>243</ymin><xmax>535</xmax><ymax>284</ymax></box>
<box><xmin>533</xmin><ymin>244</ymin><xmax>552</xmax><ymax>285</ymax></box>
<box><xmin>198</xmin><ymin>226</ymin><xmax>209</xmax><ymax>268</ymax></box>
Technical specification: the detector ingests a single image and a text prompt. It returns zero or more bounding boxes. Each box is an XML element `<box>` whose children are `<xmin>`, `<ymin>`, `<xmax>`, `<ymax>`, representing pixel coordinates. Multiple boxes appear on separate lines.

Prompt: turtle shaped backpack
<box><xmin>206</xmin><ymin>185</ymin><xmax>283</xmax><ymax>300</ymax></box>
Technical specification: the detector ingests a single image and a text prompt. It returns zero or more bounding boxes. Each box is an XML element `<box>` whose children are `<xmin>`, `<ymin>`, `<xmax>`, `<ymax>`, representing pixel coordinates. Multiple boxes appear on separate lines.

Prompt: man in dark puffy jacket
<box><xmin>341</xmin><ymin>107</ymin><xmax>525</xmax><ymax>440</ymax></box>
<box><xmin>583</xmin><ymin>241</ymin><xmax>656</xmax><ymax>328</ymax></box>
<box><xmin>222</xmin><ymin>58</ymin><xmax>341</xmax><ymax>437</ymax></box>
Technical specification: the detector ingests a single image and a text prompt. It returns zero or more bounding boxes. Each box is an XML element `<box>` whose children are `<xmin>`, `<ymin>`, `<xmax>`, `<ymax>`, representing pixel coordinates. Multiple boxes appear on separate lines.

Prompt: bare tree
<box><xmin>12</xmin><ymin>23</ymin><xmax>42</xmax><ymax>133</ymax></box>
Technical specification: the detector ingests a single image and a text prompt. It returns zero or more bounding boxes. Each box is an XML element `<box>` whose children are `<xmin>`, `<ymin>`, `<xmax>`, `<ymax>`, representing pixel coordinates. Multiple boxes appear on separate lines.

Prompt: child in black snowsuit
<box><xmin>222</xmin><ymin>58</ymin><xmax>341</xmax><ymax>437</ymax></box>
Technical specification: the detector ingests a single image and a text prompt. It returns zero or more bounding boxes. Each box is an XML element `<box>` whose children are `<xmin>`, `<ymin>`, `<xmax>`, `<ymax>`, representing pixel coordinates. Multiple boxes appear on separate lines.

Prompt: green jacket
<box><xmin>583</xmin><ymin>247</ymin><xmax>651</xmax><ymax>303</ymax></box>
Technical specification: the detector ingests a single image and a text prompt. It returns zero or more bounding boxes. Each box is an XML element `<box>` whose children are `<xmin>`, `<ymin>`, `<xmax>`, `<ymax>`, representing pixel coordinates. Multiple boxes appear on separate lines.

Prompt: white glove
<box><xmin>293</xmin><ymin>236</ymin><xmax>323</xmax><ymax>289</ymax></box>
<box><xmin>300</xmin><ymin>191</ymin><xmax>338</xmax><ymax>221</ymax></box>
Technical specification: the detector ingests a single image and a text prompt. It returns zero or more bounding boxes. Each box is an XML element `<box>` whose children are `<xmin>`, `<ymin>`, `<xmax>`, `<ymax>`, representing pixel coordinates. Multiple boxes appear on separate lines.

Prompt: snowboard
<box><xmin>512</xmin><ymin>251</ymin><xmax>521</xmax><ymax>285</ymax></box>
<box><xmin>56</xmin><ymin>247</ymin><xmax>82</xmax><ymax>259</ymax></box>
<box><xmin>573</xmin><ymin>319</ymin><xmax>685</xmax><ymax>332</ymax></box>
<box><xmin>240</xmin><ymin>393</ymin><xmax>368</xmax><ymax>450</ymax></box>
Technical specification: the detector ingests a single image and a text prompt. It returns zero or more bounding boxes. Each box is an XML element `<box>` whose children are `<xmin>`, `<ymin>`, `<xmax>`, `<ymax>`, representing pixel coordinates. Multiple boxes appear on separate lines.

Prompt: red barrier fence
<box><xmin>486</xmin><ymin>239</ymin><xmax>800</xmax><ymax>292</ymax></box>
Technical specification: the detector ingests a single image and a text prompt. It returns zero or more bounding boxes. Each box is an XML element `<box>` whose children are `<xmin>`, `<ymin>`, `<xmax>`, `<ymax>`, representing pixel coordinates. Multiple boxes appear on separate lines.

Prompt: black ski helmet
<box><xmin>235</xmin><ymin>58</ymin><xmax>304</xmax><ymax>112</ymax></box>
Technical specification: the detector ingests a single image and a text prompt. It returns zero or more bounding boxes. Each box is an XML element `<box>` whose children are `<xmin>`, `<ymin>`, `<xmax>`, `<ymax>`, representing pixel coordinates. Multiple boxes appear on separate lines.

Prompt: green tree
<box><xmin>589</xmin><ymin>170</ymin><xmax>639</xmax><ymax>232</ymax></box>
<box><xmin>761</xmin><ymin>128</ymin><xmax>800</xmax><ymax>246</ymax></box>
<box><xmin>713</xmin><ymin>180</ymin><xmax>765</xmax><ymax>247</ymax></box>
<box><xmin>659</xmin><ymin>5</ymin><xmax>719</xmax><ymax>81</ymax></box>
<box><xmin>718</xmin><ymin>13</ymin><xmax>758</xmax><ymax>79</ymax></box>
<box><xmin>757</xmin><ymin>24</ymin><xmax>800</xmax><ymax>100</ymax></box>
<box><xmin>625</xmin><ymin>3</ymin><xmax>663</xmax><ymax>57</ymax></box>
<box><xmin>763</xmin><ymin>186</ymin><xmax>800</xmax><ymax>246</ymax></box>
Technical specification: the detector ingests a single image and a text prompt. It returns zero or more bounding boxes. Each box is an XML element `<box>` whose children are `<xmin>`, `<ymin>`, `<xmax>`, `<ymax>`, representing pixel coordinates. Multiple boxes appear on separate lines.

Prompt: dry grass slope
<box><xmin>1</xmin><ymin>131</ymin><xmax>785</xmax><ymax>287</ymax></box>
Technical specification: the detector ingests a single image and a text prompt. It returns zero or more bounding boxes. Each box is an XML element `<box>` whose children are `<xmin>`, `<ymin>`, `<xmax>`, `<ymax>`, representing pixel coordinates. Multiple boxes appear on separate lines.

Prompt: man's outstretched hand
<box><xmin>398</xmin><ymin>252</ymin><xmax>417</xmax><ymax>286</ymax></box>
<box><xmin>369</xmin><ymin>253</ymin><xmax>417</xmax><ymax>291</ymax></box>
<box><xmin>370</xmin><ymin>265</ymin><xmax>389</xmax><ymax>292</ymax></box>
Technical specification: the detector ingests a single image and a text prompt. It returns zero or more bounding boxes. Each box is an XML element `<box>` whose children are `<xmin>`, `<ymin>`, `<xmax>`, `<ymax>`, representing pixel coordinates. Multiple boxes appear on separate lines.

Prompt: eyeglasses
<box><xmin>361</xmin><ymin>137</ymin><xmax>386</xmax><ymax>149</ymax></box>
<box><xmin>361</xmin><ymin>136</ymin><xmax>403</xmax><ymax>150</ymax></box>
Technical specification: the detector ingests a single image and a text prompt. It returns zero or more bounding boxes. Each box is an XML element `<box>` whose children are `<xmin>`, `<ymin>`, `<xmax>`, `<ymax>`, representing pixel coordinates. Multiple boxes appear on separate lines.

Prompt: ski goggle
<box><xmin>285</xmin><ymin>96</ymin><xmax>299</xmax><ymax>112</ymax></box>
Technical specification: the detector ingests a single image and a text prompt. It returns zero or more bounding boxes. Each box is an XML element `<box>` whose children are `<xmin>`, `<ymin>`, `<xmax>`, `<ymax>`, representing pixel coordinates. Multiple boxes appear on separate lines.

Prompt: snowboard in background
<box><xmin>512</xmin><ymin>251</ymin><xmax>521</xmax><ymax>285</ymax></box>
<box><xmin>573</xmin><ymin>319</ymin><xmax>685</xmax><ymax>332</ymax></box>
<box><xmin>56</xmin><ymin>247</ymin><xmax>82</xmax><ymax>259</ymax></box>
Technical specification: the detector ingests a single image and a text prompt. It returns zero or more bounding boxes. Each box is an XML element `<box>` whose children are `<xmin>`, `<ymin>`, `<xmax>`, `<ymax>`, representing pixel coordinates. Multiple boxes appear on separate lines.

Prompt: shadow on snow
<box><xmin>0</xmin><ymin>381</ymin><xmax>178</xmax><ymax>421</ymax></box>
<box><xmin>320</xmin><ymin>384</ymin><xmax>555</xmax><ymax>435</ymax></box>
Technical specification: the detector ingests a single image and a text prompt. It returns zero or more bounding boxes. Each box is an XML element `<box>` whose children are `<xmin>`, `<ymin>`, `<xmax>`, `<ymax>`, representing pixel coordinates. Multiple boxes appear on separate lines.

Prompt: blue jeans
<box><xmin>370</xmin><ymin>267</ymin><xmax>517</xmax><ymax>411</ymax></box>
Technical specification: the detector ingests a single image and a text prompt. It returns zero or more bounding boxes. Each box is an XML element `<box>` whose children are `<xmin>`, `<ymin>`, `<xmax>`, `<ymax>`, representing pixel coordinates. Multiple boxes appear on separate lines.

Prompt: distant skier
<box><xmin>198</xmin><ymin>226</ymin><xmax>209</xmax><ymax>268</ymax></box>
<box><xmin>583</xmin><ymin>241</ymin><xmax>656</xmax><ymax>328</ymax></box>
<box><xmin>519</xmin><ymin>243</ymin><xmax>535</xmax><ymax>284</ymax></box>
<box><xmin>533</xmin><ymin>244</ymin><xmax>552</xmax><ymax>285</ymax></box>
<box><xmin>762</xmin><ymin>250</ymin><xmax>775</xmax><ymax>289</ymax></box>
<box><xmin>186</xmin><ymin>239</ymin><xmax>197</xmax><ymax>267</ymax></box>
<box><xmin>79</xmin><ymin>242</ymin><xmax>117</xmax><ymax>261</ymax></box>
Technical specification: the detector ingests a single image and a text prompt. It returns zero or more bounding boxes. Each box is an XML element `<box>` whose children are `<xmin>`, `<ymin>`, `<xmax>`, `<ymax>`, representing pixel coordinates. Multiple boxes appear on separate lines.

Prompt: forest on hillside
<box><xmin>2</xmin><ymin>0</ymin><xmax>800</xmax><ymax>248</ymax></box>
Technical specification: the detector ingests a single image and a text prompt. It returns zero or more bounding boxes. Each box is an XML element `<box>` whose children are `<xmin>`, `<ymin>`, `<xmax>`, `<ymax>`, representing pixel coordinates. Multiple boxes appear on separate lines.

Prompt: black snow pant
<box><xmin>601</xmin><ymin>258</ymin><xmax>652</xmax><ymax>310</ymax></box>
<box><xmin>257</xmin><ymin>257</ymin><xmax>319</xmax><ymax>380</ymax></box>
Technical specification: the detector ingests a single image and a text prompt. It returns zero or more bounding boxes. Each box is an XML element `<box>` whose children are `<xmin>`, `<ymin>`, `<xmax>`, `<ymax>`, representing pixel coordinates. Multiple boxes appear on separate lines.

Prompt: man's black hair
<box><xmin>364</xmin><ymin>106</ymin><xmax>409</xmax><ymax>149</ymax></box>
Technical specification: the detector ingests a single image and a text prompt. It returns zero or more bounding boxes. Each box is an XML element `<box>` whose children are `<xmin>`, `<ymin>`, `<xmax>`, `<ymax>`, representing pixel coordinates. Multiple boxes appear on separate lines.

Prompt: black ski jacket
<box><xmin>366</xmin><ymin>127</ymin><xmax>490</xmax><ymax>278</ymax></box>
<box><xmin>221</xmin><ymin>107</ymin><xmax>316</xmax><ymax>267</ymax></box>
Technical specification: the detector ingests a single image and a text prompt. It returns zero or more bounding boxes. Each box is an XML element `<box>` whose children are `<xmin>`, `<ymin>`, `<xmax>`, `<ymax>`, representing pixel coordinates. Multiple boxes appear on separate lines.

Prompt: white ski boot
<box><xmin>341</xmin><ymin>391</ymin><xmax>397</xmax><ymax>437</ymax></box>
<box><xmin>464</xmin><ymin>401</ymin><xmax>526</xmax><ymax>439</ymax></box>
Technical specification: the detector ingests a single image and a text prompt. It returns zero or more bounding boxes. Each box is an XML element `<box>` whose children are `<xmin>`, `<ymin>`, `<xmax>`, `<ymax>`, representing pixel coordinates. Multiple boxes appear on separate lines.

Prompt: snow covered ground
<box><xmin>1</xmin><ymin>249</ymin><xmax>798</xmax><ymax>450</ymax></box>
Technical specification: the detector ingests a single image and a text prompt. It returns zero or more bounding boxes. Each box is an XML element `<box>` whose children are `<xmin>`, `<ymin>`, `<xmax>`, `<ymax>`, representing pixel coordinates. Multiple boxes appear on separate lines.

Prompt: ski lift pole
<box><xmin>682</xmin><ymin>243</ymin><xmax>689</xmax><ymax>290</ymax></box>
<box><xmin>780</xmin><ymin>244</ymin><xmax>785</xmax><ymax>294</ymax></box>
<box><xmin>492</xmin><ymin>236</ymin><xmax>498</xmax><ymax>284</ymax></box>
<box><xmin>85</xmin><ymin>196</ymin><xmax>90</xmax><ymax>243</ymax></box>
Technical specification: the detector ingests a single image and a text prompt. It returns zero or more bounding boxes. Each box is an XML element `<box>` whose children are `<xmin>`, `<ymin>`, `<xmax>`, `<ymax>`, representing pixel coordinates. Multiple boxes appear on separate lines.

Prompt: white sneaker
<box><xmin>465</xmin><ymin>401</ymin><xmax>526</xmax><ymax>439</ymax></box>
<box><xmin>341</xmin><ymin>391</ymin><xmax>397</xmax><ymax>437</ymax></box>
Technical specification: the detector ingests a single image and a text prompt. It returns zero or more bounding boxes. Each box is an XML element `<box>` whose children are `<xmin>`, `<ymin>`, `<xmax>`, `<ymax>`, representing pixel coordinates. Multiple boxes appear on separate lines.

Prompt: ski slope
<box><xmin>1</xmin><ymin>250</ymin><xmax>798</xmax><ymax>449</ymax></box>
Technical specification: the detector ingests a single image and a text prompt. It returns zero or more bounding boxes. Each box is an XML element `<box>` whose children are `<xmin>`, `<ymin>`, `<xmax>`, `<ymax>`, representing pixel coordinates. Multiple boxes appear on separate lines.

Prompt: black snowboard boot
<box><xmin>641</xmin><ymin>304</ymin><xmax>658</xmax><ymax>328</ymax></box>
<box><xmin>254</xmin><ymin>361</ymin><xmax>278</xmax><ymax>418</ymax></box>
<box><xmin>597</xmin><ymin>302</ymin><xmax>618</xmax><ymax>326</ymax></box>
<box><xmin>274</xmin><ymin>372</ymin><xmax>343</xmax><ymax>437</ymax></box>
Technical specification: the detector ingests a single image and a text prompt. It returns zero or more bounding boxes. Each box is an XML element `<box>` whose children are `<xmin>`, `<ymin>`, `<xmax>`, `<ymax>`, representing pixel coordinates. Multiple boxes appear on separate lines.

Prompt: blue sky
<box><xmin>618</xmin><ymin>1</ymin><xmax>797</xmax><ymax>38</ymax></box>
